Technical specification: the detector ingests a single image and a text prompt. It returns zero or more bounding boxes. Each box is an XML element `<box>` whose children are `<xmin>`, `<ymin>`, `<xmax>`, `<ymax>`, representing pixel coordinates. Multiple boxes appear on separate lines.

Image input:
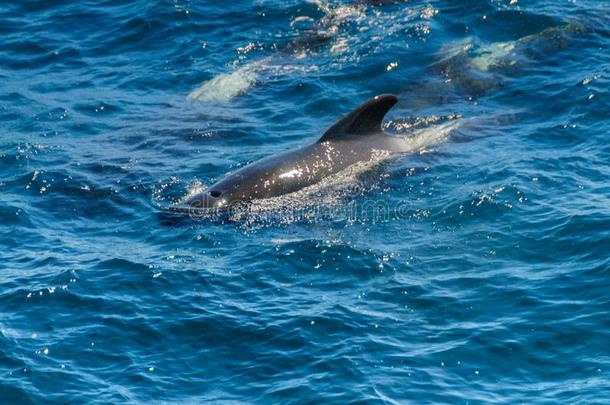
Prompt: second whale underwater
<box><xmin>174</xmin><ymin>95</ymin><xmax>459</xmax><ymax>212</ymax></box>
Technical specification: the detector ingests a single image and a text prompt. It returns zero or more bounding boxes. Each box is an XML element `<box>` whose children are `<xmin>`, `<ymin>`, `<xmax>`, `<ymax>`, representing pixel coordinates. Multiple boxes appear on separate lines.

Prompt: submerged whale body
<box><xmin>427</xmin><ymin>21</ymin><xmax>588</xmax><ymax>100</ymax></box>
<box><xmin>175</xmin><ymin>94</ymin><xmax>453</xmax><ymax>212</ymax></box>
<box><xmin>187</xmin><ymin>1</ymin><xmax>401</xmax><ymax>102</ymax></box>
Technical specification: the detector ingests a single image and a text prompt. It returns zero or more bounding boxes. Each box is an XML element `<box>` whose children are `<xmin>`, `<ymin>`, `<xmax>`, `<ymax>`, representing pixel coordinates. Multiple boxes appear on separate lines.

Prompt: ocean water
<box><xmin>1</xmin><ymin>0</ymin><xmax>610</xmax><ymax>402</ymax></box>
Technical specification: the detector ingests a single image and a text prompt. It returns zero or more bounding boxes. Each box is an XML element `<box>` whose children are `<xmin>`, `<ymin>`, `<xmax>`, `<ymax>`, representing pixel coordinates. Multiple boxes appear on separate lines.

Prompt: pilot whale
<box><xmin>175</xmin><ymin>94</ymin><xmax>458</xmax><ymax>212</ymax></box>
<box><xmin>187</xmin><ymin>0</ymin><xmax>402</xmax><ymax>102</ymax></box>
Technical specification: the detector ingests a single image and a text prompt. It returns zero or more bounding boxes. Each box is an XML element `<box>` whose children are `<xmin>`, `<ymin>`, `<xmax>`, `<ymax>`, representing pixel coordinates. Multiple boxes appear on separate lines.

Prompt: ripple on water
<box><xmin>1</xmin><ymin>0</ymin><xmax>610</xmax><ymax>402</ymax></box>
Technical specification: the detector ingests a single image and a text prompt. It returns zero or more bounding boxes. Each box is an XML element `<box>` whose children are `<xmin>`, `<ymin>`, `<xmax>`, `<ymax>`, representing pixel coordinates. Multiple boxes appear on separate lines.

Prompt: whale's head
<box><xmin>177</xmin><ymin>169</ymin><xmax>262</xmax><ymax>213</ymax></box>
<box><xmin>185</xmin><ymin>189</ymin><xmax>225</xmax><ymax>210</ymax></box>
<box><xmin>181</xmin><ymin>185</ymin><xmax>243</xmax><ymax>212</ymax></box>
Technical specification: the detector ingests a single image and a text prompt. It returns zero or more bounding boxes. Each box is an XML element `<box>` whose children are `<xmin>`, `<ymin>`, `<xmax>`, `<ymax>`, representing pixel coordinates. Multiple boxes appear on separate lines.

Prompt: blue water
<box><xmin>1</xmin><ymin>0</ymin><xmax>610</xmax><ymax>402</ymax></box>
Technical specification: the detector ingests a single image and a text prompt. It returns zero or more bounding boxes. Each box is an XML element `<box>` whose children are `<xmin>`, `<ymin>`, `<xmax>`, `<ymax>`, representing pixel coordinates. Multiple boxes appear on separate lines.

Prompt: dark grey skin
<box><xmin>178</xmin><ymin>95</ymin><xmax>414</xmax><ymax>211</ymax></box>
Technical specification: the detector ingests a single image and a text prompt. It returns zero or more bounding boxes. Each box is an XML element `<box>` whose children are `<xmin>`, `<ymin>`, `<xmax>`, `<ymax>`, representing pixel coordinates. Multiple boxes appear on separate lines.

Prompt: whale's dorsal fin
<box><xmin>318</xmin><ymin>94</ymin><xmax>397</xmax><ymax>143</ymax></box>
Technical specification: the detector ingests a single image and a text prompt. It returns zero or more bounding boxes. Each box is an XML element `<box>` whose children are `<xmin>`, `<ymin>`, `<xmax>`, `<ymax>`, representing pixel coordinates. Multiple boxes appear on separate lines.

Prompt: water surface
<box><xmin>1</xmin><ymin>0</ymin><xmax>609</xmax><ymax>402</ymax></box>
